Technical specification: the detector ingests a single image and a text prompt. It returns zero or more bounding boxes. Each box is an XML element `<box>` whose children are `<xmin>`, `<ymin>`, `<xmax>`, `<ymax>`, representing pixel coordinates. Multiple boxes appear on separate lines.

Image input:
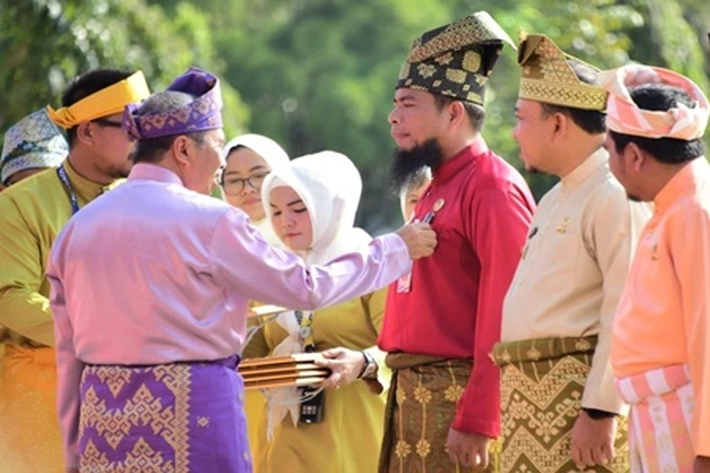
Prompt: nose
<box><xmin>511</xmin><ymin>123</ymin><xmax>520</xmax><ymax>141</ymax></box>
<box><xmin>388</xmin><ymin>107</ymin><xmax>399</xmax><ymax>125</ymax></box>
<box><xmin>240</xmin><ymin>183</ymin><xmax>257</xmax><ymax>196</ymax></box>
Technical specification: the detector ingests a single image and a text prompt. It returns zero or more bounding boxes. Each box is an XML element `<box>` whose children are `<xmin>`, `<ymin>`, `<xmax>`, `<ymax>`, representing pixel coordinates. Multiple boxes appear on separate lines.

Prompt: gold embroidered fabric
<box><xmin>379</xmin><ymin>353</ymin><xmax>500</xmax><ymax>473</ymax></box>
<box><xmin>518</xmin><ymin>33</ymin><xmax>607</xmax><ymax>111</ymax></box>
<box><xmin>397</xmin><ymin>11</ymin><xmax>514</xmax><ymax>105</ymax></box>
<box><xmin>79</xmin><ymin>364</ymin><xmax>192</xmax><ymax>472</ymax></box>
<box><xmin>492</xmin><ymin>336</ymin><xmax>629</xmax><ymax>473</ymax></box>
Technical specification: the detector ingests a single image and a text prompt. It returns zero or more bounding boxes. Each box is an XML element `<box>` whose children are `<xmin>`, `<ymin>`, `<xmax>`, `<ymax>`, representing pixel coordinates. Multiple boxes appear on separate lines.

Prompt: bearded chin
<box><xmin>389</xmin><ymin>139</ymin><xmax>443</xmax><ymax>194</ymax></box>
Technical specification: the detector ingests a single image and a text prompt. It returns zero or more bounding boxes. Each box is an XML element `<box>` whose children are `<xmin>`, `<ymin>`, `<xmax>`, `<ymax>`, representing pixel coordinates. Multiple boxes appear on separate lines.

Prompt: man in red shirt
<box><xmin>378</xmin><ymin>11</ymin><xmax>536</xmax><ymax>473</ymax></box>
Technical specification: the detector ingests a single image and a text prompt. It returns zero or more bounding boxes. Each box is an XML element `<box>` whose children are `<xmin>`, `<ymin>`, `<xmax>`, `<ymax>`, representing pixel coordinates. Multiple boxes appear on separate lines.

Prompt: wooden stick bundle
<box><xmin>239</xmin><ymin>353</ymin><xmax>331</xmax><ymax>390</ymax></box>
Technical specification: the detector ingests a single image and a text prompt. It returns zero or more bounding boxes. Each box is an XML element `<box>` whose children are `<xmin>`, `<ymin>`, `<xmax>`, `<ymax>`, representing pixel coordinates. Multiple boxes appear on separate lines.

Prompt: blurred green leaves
<box><xmin>1</xmin><ymin>0</ymin><xmax>708</xmax><ymax>230</ymax></box>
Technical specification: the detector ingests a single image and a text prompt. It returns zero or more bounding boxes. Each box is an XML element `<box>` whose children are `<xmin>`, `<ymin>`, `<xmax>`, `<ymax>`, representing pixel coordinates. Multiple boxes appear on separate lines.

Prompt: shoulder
<box><xmin>473</xmin><ymin>151</ymin><xmax>530</xmax><ymax>194</ymax></box>
<box><xmin>0</xmin><ymin>168</ymin><xmax>60</xmax><ymax>205</ymax></box>
<box><xmin>583</xmin><ymin>167</ymin><xmax>637</xmax><ymax>216</ymax></box>
<box><xmin>0</xmin><ymin>168</ymin><xmax>62</xmax><ymax>221</ymax></box>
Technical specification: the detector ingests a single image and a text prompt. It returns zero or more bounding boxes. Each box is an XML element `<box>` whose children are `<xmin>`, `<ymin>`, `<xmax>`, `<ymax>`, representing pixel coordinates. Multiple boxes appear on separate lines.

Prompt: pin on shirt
<box><xmin>422</xmin><ymin>198</ymin><xmax>445</xmax><ymax>224</ymax></box>
<box><xmin>397</xmin><ymin>198</ymin><xmax>445</xmax><ymax>293</ymax></box>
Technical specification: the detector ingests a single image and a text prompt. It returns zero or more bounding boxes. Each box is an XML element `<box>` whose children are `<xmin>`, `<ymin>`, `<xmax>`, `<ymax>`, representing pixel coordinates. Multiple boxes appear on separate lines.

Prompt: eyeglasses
<box><xmin>220</xmin><ymin>172</ymin><xmax>269</xmax><ymax>195</ymax></box>
<box><xmin>93</xmin><ymin>118</ymin><xmax>124</xmax><ymax>128</ymax></box>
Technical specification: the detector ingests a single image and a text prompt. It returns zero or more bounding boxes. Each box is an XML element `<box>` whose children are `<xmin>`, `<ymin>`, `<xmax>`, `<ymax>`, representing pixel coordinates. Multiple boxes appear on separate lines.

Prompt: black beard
<box><xmin>390</xmin><ymin>139</ymin><xmax>443</xmax><ymax>194</ymax></box>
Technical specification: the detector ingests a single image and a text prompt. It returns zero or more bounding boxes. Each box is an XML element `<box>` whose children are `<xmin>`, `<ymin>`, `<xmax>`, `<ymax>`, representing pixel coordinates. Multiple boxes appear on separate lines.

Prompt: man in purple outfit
<box><xmin>46</xmin><ymin>67</ymin><xmax>436</xmax><ymax>473</ymax></box>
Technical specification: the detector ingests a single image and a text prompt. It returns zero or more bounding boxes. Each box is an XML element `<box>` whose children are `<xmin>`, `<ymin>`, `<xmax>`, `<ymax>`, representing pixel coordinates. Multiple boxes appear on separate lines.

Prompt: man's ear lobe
<box><xmin>172</xmin><ymin>136</ymin><xmax>191</xmax><ymax>165</ymax></box>
<box><xmin>627</xmin><ymin>142</ymin><xmax>646</xmax><ymax>171</ymax></box>
<box><xmin>552</xmin><ymin>112</ymin><xmax>567</xmax><ymax>135</ymax></box>
<box><xmin>76</xmin><ymin>122</ymin><xmax>93</xmax><ymax>145</ymax></box>
<box><xmin>448</xmin><ymin>101</ymin><xmax>465</xmax><ymax>125</ymax></box>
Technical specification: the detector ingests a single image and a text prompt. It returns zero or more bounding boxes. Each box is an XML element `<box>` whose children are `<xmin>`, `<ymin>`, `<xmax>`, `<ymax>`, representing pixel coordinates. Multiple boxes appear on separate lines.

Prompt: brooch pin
<box><xmin>556</xmin><ymin>217</ymin><xmax>571</xmax><ymax>234</ymax></box>
<box><xmin>422</xmin><ymin>198</ymin><xmax>445</xmax><ymax>223</ymax></box>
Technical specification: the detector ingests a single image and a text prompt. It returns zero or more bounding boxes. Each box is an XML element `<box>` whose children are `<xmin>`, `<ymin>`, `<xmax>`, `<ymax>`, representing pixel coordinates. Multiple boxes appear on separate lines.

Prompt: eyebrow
<box><xmin>394</xmin><ymin>93</ymin><xmax>417</xmax><ymax>103</ymax></box>
<box><xmin>223</xmin><ymin>165</ymin><xmax>269</xmax><ymax>176</ymax></box>
<box><xmin>269</xmin><ymin>199</ymin><xmax>304</xmax><ymax>208</ymax></box>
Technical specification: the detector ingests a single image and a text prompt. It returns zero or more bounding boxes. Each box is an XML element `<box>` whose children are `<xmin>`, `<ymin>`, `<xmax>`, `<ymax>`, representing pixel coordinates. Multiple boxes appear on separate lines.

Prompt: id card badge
<box><xmin>299</xmin><ymin>386</ymin><xmax>325</xmax><ymax>424</ymax></box>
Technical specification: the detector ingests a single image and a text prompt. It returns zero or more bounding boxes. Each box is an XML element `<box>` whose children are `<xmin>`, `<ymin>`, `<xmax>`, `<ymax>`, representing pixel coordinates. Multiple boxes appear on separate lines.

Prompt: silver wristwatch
<box><xmin>358</xmin><ymin>350</ymin><xmax>377</xmax><ymax>379</ymax></box>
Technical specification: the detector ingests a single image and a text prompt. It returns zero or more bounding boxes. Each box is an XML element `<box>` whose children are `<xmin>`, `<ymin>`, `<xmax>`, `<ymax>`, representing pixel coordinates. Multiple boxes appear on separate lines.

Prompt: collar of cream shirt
<box><xmin>560</xmin><ymin>148</ymin><xmax>608</xmax><ymax>190</ymax></box>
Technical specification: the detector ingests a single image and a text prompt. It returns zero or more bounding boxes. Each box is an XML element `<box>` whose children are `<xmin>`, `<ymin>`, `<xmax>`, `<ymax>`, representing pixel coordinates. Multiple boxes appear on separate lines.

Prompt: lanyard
<box><xmin>294</xmin><ymin>310</ymin><xmax>316</xmax><ymax>352</ymax></box>
<box><xmin>57</xmin><ymin>165</ymin><xmax>80</xmax><ymax>215</ymax></box>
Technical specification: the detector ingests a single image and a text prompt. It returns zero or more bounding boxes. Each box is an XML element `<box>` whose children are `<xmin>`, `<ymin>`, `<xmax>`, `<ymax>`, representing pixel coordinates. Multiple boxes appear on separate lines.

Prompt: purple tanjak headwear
<box><xmin>122</xmin><ymin>67</ymin><xmax>223</xmax><ymax>140</ymax></box>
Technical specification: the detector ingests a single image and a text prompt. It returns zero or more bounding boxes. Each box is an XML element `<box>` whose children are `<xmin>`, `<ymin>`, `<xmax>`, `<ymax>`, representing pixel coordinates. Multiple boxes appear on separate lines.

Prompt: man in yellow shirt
<box><xmin>600</xmin><ymin>65</ymin><xmax>710</xmax><ymax>472</ymax></box>
<box><xmin>0</xmin><ymin>68</ymin><xmax>149</xmax><ymax>472</ymax></box>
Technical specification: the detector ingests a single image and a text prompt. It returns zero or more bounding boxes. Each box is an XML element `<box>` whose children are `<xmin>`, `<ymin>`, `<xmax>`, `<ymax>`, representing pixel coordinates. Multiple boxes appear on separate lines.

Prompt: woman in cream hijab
<box><xmin>219</xmin><ymin>133</ymin><xmax>289</xmax><ymax>467</ymax></box>
<box><xmin>220</xmin><ymin>133</ymin><xmax>290</xmax><ymax>246</ymax></box>
<box><xmin>255</xmin><ymin>151</ymin><xmax>389</xmax><ymax>473</ymax></box>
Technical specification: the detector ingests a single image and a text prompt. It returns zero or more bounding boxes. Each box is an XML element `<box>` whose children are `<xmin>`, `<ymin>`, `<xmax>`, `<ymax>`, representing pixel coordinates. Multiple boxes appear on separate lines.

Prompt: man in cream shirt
<box><xmin>492</xmin><ymin>34</ymin><xmax>650</xmax><ymax>473</ymax></box>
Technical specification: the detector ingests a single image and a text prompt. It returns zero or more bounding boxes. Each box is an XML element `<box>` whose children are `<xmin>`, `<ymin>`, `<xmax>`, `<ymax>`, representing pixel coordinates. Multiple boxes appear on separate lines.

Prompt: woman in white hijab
<box><xmin>254</xmin><ymin>151</ymin><xmax>389</xmax><ymax>473</ymax></box>
<box><xmin>219</xmin><ymin>133</ymin><xmax>290</xmax><ymax>246</ymax></box>
<box><xmin>219</xmin><ymin>133</ymin><xmax>290</xmax><ymax>467</ymax></box>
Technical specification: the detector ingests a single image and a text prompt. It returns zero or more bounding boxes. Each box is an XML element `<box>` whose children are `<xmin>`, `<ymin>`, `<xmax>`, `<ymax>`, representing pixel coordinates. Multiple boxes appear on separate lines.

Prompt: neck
<box><xmin>154</xmin><ymin>157</ymin><xmax>187</xmax><ymax>187</ymax></box>
<box><xmin>440</xmin><ymin>133</ymin><xmax>482</xmax><ymax>162</ymax></box>
<box><xmin>67</xmin><ymin>151</ymin><xmax>114</xmax><ymax>186</ymax></box>
<box><xmin>648</xmin><ymin>160</ymin><xmax>692</xmax><ymax>201</ymax></box>
<box><xmin>555</xmin><ymin>134</ymin><xmax>605</xmax><ymax>179</ymax></box>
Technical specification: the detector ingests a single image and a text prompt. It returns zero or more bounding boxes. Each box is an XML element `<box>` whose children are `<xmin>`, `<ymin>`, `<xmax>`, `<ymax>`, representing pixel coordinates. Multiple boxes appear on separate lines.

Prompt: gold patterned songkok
<box><xmin>517</xmin><ymin>33</ymin><xmax>607</xmax><ymax>111</ymax></box>
<box><xmin>396</xmin><ymin>11</ymin><xmax>515</xmax><ymax>105</ymax></box>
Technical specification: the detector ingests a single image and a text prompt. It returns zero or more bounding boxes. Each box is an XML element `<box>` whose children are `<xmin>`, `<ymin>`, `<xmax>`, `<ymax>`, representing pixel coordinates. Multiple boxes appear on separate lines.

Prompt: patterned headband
<box><xmin>517</xmin><ymin>33</ymin><xmax>607</xmax><ymax>111</ymax></box>
<box><xmin>2</xmin><ymin>108</ymin><xmax>68</xmax><ymax>184</ymax></box>
<box><xmin>599</xmin><ymin>65</ymin><xmax>708</xmax><ymax>140</ymax></box>
<box><xmin>122</xmin><ymin>67</ymin><xmax>223</xmax><ymax>140</ymax></box>
<box><xmin>47</xmin><ymin>71</ymin><xmax>150</xmax><ymax>129</ymax></box>
<box><xmin>396</xmin><ymin>11</ymin><xmax>515</xmax><ymax>105</ymax></box>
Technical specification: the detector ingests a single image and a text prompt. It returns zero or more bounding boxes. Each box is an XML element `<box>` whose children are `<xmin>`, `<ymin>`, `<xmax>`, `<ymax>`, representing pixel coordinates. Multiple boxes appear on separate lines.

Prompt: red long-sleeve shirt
<box><xmin>379</xmin><ymin>140</ymin><xmax>535</xmax><ymax>438</ymax></box>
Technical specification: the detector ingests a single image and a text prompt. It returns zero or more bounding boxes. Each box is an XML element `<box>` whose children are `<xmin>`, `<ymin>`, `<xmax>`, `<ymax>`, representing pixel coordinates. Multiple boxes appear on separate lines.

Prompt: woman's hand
<box><xmin>315</xmin><ymin>347</ymin><xmax>367</xmax><ymax>389</ymax></box>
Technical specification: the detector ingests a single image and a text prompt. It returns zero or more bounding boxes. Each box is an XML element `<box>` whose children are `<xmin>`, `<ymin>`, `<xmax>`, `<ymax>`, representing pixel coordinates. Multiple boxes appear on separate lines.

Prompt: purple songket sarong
<box><xmin>77</xmin><ymin>356</ymin><xmax>251</xmax><ymax>472</ymax></box>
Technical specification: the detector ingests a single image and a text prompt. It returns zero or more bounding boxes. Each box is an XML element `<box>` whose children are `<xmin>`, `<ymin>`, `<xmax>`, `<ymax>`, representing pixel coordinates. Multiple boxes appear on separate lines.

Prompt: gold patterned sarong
<box><xmin>492</xmin><ymin>336</ymin><xmax>629</xmax><ymax>473</ymax></box>
<box><xmin>379</xmin><ymin>353</ymin><xmax>498</xmax><ymax>473</ymax></box>
<box><xmin>0</xmin><ymin>344</ymin><xmax>64</xmax><ymax>473</ymax></box>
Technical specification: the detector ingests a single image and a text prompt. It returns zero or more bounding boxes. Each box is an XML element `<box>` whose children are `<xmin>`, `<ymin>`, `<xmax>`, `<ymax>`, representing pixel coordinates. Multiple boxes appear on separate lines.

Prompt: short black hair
<box><xmin>539</xmin><ymin>60</ymin><xmax>606</xmax><ymax>135</ymax></box>
<box><xmin>62</xmin><ymin>69</ymin><xmax>134</xmax><ymax>146</ymax></box>
<box><xmin>609</xmin><ymin>83</ymin><xmax>706</xmax><ymax>164</ymax></box>
<box><xmin>432</xmin><ymin>94</ymin><xmax>486</xmax><ymax>132</ymax></box>
<box><xmin>132</xmin><ymin>90</ymin><xmax>207</xmax><ymax>164</ymax></box>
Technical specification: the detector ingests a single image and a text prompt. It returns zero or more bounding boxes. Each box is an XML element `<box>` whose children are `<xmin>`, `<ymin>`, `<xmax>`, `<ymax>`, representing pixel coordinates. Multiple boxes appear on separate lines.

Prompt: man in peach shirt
<box><xmin>601</xmin><ymin>65</ymin><xmax>710</xmax><ymax>472</ymax></box>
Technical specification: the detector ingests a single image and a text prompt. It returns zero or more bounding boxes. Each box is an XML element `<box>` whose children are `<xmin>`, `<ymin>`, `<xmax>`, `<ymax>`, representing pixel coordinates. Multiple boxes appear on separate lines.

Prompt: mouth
<box><xmin>242</xmin><ymin>198</ymin><xmax>261</xmax><ymax>205</ymax></box>
<box><xmin>391</xmin><ymin>131</ymin><xmax>409</xmax><ymax>142</ymax></box>
<box><xmin>283</xmin><ymin>233</ymin><xmax>300</xmax><ymax>239</ymax></box>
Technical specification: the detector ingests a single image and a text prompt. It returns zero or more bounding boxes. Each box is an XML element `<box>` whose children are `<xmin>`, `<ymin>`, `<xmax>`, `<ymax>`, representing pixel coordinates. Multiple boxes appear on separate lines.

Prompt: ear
<box><xmin>550</xmin><ymin>112</ymin><xmax>568</xmax><ymax>140</ymax></box>
<box><xmin>75</xmin><ymin>122</ymin><xmax>94</xmax><ymax>146</ymax></box>
<box><xmin>447</xmin><ymin>101</ymin><xmax>466</xmax><ymax>128</ymax></box>
<box><xmin>171</xmin><ymin>135</ymin><xmax>192</xmax><ymax>167</ymax></box>
<box><xmin>626</xmin><ymin>143</ymin><xmax>647</xmax><ymax>172</ymax></box>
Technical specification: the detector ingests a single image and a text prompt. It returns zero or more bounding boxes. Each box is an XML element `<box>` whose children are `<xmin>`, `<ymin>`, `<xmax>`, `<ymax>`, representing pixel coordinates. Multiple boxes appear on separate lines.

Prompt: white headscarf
<box><xmin>261</xmin><ymin>150</ymin><xmax>371</xmax><ymax>264</ymax></box>
<box><xmin>259</xmin><ymin>150</ymin><xmax>371</xmax><ymax>436</ymax></box>
<box><xmin>222</xmin><ymin>133</ymin><xmax>290</xmax><ymax>246</ymax></box>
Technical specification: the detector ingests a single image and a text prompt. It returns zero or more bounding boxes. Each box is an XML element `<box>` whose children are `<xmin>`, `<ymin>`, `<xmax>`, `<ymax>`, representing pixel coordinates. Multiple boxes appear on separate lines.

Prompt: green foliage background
<box><xmin>2</xmin><ymin>0</ymin><xmax>709</xmax><ymax>232</ymax></box>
